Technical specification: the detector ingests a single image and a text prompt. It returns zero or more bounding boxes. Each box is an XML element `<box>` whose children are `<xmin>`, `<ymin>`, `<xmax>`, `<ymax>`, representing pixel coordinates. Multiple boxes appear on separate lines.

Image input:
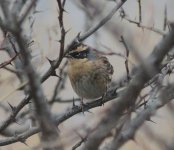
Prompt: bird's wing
<box><xmin>98</xmin><ymin>56</ymin><xmax>114</xmax><ymax>76</ymax></box>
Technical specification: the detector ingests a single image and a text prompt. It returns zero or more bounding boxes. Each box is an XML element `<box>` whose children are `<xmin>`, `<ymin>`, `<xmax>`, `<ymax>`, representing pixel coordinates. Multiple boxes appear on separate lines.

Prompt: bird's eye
<box><xmin>77</xmin><ymin>53</ymin><xmax>81</xmax><ymax>57</ymax></box>
<box><xmin>69</xmin><ymin>49</ymin><xmax>89</xmax><ymax>59</ymax></box>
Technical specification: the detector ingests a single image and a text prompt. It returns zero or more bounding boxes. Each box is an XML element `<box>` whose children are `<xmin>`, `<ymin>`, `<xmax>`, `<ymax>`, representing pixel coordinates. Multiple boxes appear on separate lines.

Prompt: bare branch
<box><xmin>57</xmin><ymin>0</ymin><xmax>66</xmax><ymax>61</ymax></box>
<box><xmin>72</xmin><ymin>136</ymin><xmax>87</xmax><ymax>150</ymax></box>
<box><xmin>163</xmin><ymin>4</ymin><xmax>167</xmax><ymax>31</ymax></box>
<box><xmin>120</xmin><ymin>8</ymin><xmax>165</xmax><ymax>35</ymax></box>
<box><xmin>0</xmin><ymin>96</ymin><xmax>30</xmax><ymax>132</ymax></box>
<box><xmin>79</xmin><ymin>0</ymin><xmax>127</xmax><ymax>41</ymax></box>
<box><xmin>105</xmin><ymin>85</ymin><xmax>174</xmax><ymax>150</ymax></box>
<box><xmin>18</xmin><ymin>0</ymin><xmax>38</xmax><ymax>25</ymax></box>
<box><xmin>49</xmin><ymin>61</ymin><xmax>68</xmax><ymax>104</ymax></box>
<box><xmin>0</xmin><ymin>92</ymin><xmax>118</xmax><ymax>146</ymax></box>
<box><xmin>125</xmin><ymin>17</ymin><xmax>165</xmax><ymax>35</ymax></box>
<box><xmin>13</xmin><ymin>28</ymin><xmax>63</xmax><ymax>149</ymax></box>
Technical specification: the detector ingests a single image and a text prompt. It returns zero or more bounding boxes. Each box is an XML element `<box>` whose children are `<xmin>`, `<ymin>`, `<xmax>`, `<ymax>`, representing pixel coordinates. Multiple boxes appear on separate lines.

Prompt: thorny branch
<box><xmin>14</xmin><ymin>28</ymin><xmax>62</xmax><ymax>149</ymax></box>
<box><xmin>104</xmin><ymin>85</ymin><xmax>174</xmax><ymax>150</ymax></box>
<box><xmin>0</xmin><ymin>0</ymin><xmax>62</xmax><ymax>149</ymax></box>
<box><xmin>0</xmin><ymin>90</ymin><xmax>118</xmax><ymax>146</ymax></box>
<box><xmin>0</xmin><ymin>96</ymin><xmax>30</xmax><ymax>133</ymax></box>
<box><xmin>72</xmin><ymin>134</ymin><xmax>87</xmax><ymax>150</ymax></box>
<box><xmin>49</xmin><ymin>60</ymin><xmax>68</xmax><ymax>104</ymax></box>
<box><xmin>47</xmin><ymin>0</ymin><xmax>68</xmax><ymax>105</ymax></box>
<box><xmin>57</xmin><ymin>0</ymin><xmax>66</xmax><ymax>59</ymax></box>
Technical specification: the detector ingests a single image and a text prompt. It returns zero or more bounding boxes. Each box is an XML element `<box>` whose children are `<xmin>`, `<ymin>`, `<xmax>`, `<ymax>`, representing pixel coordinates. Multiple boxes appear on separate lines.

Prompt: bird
<box><xmin>66</xmin><ymin>43</ymin><xmax>114</xmax><ymax>107</ymax></box>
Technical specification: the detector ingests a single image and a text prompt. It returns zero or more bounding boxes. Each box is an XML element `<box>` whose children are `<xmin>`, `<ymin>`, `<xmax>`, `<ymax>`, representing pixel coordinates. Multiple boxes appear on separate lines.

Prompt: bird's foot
<box><xmin>80</xmin><ymin>98</ymin><xmax>85</xmax><ymax>114</ymax></box>
<box><xmin>101</xmin><ymin>93</ymin><xmax>106</xmax><ymax>106</ymax></box>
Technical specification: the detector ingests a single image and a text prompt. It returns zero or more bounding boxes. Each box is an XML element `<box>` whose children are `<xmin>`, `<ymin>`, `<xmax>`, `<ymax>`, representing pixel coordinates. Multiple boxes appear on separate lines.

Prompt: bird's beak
<box><xmin>65</xmin><ymin>53</ymin><xmax>72</xmax><ymax>58</ymax></box>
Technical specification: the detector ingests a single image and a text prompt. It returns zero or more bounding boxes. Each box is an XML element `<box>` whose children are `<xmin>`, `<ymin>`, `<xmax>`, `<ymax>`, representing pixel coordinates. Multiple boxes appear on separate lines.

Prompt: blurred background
<box><xmin>0</xmin><ymin>0</ymin><xmax>174</xmax><ymax>149</ymax></box>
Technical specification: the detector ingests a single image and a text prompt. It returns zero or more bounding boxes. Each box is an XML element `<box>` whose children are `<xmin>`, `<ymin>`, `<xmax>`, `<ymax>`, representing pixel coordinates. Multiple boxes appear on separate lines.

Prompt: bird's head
<box><xmin>65</xmin><ymin>43</ymin><xmax>97</xmax><ymax>62</ymax></box>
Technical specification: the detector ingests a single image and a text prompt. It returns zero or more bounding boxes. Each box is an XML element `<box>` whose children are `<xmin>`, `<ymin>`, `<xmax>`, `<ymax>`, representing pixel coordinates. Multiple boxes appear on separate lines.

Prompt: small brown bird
<box><xmin>66</xmin><ymin>43</ymin><xmax>114</xmax><ymax>103</ymax></box>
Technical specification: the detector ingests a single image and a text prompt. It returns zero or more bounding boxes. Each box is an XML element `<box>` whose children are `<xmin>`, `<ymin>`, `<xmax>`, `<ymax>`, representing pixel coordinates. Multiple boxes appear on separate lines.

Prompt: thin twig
<box><xmin>0</xmin><ymin>54</ymin><xmax>18</xmax><ymax>69</ymax></box>
<box><xmin>0</xmin><ymin>0</ymin><xmax>127</xmax><ymax>135</ymax></box>
<box><xmin>137</xmin><ymin>0</ymin><xmax>142</xmax><ymax>25</ymax></box>
<box><xmin>51</xmin><ymin>98</ymin><xmax>80</xmax><ymax>103</ymax></box>
<box><xmin>163</xmin><ymin>4</ymin><xmax>167</xmax><ymax>31</ymax></box>
<box><xmin>79</xmin><ymin>0</ymin><xmax>127</xmax><ymax>41</ymax></box>
<box><xmin>3</xmin><ymin>66</ymin><xmax>20</xmax><ymax>74</ymax></box>
<box><xmin>100</xmin><ymin>43</ymin><xmax>135</xmax><ymax>66</ymax></box>
<box><xmin>57</xmin><ymin>0</ymin><xmax>66</xmax><ymax>61</ymax></box>
<box><xmin>49</xmin><ymin>60</ymin><xmax>68</xmax><ymax>104</ymax></box>
<box><xmin>120</xmin><ymin>36</ymin><xmax>130</xmax><ymax>80</ymax></box>
<box><xmin>119</xmin><ymin>8</ymin><xmax>165</xmax><ymax>35</ymax></box>
<box><xmin>72</xmin><ymin>136</ymin><xmax>87</xmax><ymax>150</ymax></box>
<box><xmin>125</xmin><ymin>17</ymin><xmax>165</xmax><ymax>35</ymax></box>
<box><xmin>48</xmin><ymin>0</ymin><xmax>68</xmax><ymax>105</ymax></box>
<box><xmin>0</xmin><ymin>96</ymin><xmax>30</xmax><ymax>132</ymax></box>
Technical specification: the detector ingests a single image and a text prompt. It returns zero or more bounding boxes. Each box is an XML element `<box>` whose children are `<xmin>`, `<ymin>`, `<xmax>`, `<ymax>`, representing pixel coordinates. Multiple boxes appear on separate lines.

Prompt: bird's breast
<box><xmin>67</xmin><ymin>61</ymin><xmax>108</xmax><ymax>99</ymax></box>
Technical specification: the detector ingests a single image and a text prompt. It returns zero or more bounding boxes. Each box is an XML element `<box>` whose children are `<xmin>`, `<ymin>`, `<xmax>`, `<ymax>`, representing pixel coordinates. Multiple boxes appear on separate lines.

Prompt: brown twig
<box><xmin>120</xmin><ymin>8</ymin><xmax>165</xmax><ymax>35</ymax></box>
<box><xmin>51</xmin><ymin>98</ymin><xmax>80</xmax><ymax>104</ymax></box>
<box><xmin>57</xmin><ymin>0</ymin><xmax>66</xmax><ymax>61</ymax></box>
<box><xmin>0</xmin><ymin>96</ymin><xmax>30</xmax><ymax>132</ymax></box>
<box><xmin>125</xmin><ymin>17</ymin><xmax>165</xmax><ymax>35</ymax></box>
<box><xmin>120</xmin><ymin>36</ymin><xmax>130</xmax><ymax>80</ymax></box>
<box><xmin>72</xmin><ymin>134</ymin><xmax>87</xmax><ymax>150</ymax></box>
<box><xmin>137</xmin><ymin>0</ymin><xmax>142</xmax><ymax>25</ymax></box>
<box><xmin>49</xmin><ymin>60</ymin><xmax>68</xmax><ymax>104</ymax></box>
<box><xmin>47</xmin><ymin>0</ymin><xmax>68</xmax><ymax>105</ymax></box>
<box><xmin>3</xmin><ymin>66</ymin><xmax>20</xmax><ymax>74</ymax></box>
<box><xmin>0</xmin><ymin>54</ymin><xmax>18</xmax><ymax>69</ymax></box>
